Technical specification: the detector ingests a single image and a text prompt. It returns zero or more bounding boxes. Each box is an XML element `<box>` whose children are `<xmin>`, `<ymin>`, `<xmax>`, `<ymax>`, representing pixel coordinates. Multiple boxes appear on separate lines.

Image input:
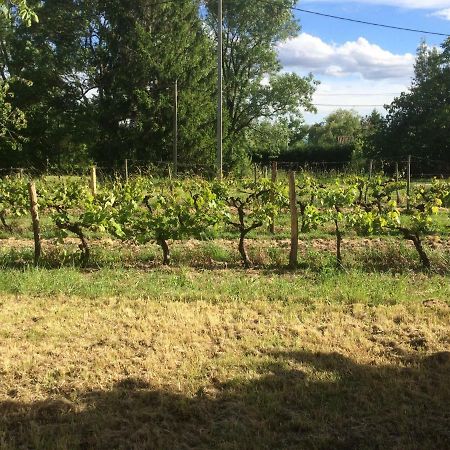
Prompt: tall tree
<box><xmin>375</xmin><ymin>39</ymin><xmax>450</xmax><ymax>165</ymax></box>
<box><xmin>205</xmin><ymin>0</ymin><xmax>317</xmax><ymax>168</ymax></box>
<box><xmin>87</xmin><ymin>0</ymin><xmax>216</xmax><ymax>166</ymax></box>
<box><xmin>308</xmin><ymin>109</ymin><xmax>362</xmax><ymax>146</ymax></box>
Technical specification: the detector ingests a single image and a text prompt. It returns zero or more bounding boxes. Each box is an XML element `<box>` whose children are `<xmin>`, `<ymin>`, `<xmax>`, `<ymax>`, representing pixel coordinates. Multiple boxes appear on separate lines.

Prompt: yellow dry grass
<box><xmin>0</xmin><ymin>291</ymin><xmax>449</xmax><ymax>449</ymax></box>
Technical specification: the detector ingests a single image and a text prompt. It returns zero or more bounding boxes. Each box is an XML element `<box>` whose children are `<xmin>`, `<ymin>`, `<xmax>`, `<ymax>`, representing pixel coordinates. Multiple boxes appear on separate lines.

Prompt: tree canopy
<box><xmin>0</xmin><ymin>0</ymin><xmax>317</xmax><ymax>172</ymax></box>
<box><xmin>369</xmin><ymin>39</ymin><xmax>450</xmax><ymax>165</ymax></box>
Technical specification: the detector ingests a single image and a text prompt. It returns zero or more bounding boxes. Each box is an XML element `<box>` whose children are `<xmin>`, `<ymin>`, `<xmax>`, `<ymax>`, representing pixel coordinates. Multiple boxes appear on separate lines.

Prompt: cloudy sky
<box><xmin>277</xmin><ymin>0</ymin><xmax>450</xmax><ymax>123</ymax></box>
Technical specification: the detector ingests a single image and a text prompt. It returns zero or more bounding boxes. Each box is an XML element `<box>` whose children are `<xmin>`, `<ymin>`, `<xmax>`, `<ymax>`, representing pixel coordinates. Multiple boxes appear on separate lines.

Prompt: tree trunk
<box><xmin>0</xmin><ymin>211</ymin><xmax>12</xmax><ymax>231</ymax></box>
<box><xmin>239</xmin><ymin>232</ymin><xmax>251</xmax><ymax>268</ymax></box>
<box><xmin>158</xmin><ymin>238</ymin><xmax>170</xmax><ymax>265</ymax></box>
<box><xmin>399</xmin><ymin>229</ymin><xmax>431</xmax><ymax>270</ymax></box>
<box><xmin>57</xmin><ymin>222</ymin><xmax>90</xmax><ymax>267</ymax></box>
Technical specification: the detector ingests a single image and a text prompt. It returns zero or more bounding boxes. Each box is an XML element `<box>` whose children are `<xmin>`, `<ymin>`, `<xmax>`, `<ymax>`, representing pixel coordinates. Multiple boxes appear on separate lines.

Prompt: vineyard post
<box><xmin>369</xmin><ymin>159</ymin><xmax>373</xmax><ymax>180</ymax></box>
<box><xmin>90</xmin><ymin>166</ymin><xmax>97</xmax><ymax>196</ymax></box>
<box><xmin>269</xmin><ymin>161</ymin><xmax>277</xmax><ymax>234</ymax></box>
<box><xmin>28</xmin><ymin>181</ymin><xmax>41</xmax><ymax>266</ymax></box>
<box><xmin>406</xmin><ymin>155</ymin><xmax>411</xmax><ymax>211</ymax></box>
<box><xmin>288</xmin><ymin>170</ymin><xmax>298</xmax><ymax>268</ymax></box>
<box><xmin>254</xmin><ymin>164</ymin><xmax>257</xmax><ymax>184</ymax></box>
<box><xmin>395</xmin><ymin>162</ymin><xmax>400</xmax><ymax>204</ymax></box>
<box><xmin>125</xmin><ymin>159</ymin><xmax>129</xmax><ymax>183</ymax></box>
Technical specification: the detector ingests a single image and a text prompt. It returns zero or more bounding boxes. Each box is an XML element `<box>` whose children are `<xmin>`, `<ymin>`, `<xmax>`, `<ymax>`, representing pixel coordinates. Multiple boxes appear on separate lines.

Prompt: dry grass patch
<box><xmin>0</xmin><ymin>292</ymin><xmax>449</xmax><ymax>449</ymax></box>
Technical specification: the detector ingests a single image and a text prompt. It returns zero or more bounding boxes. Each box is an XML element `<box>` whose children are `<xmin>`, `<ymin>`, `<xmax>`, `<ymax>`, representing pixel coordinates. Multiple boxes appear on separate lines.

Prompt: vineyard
<box><xmin>1</xmin><ymin>170</ymin><xmax>450</xmax><ymax>271</ymax></box>
<box><xmin>1</xmin><ymin>171</ymin><xmax>450</xmax><ymax>450</ymax></box>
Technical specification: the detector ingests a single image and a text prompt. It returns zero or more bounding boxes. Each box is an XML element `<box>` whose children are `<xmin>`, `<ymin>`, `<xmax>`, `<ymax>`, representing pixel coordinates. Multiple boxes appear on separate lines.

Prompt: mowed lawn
<box><xmin>0</xmin><ymin>268</ymin><xmax>449</xmax><ymax>450</ymax></box>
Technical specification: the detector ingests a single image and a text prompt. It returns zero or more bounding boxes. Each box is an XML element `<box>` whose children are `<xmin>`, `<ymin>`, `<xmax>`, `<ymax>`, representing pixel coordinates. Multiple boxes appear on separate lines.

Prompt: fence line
<box><xmin>1</xmin><ymin>157</ymin><xmax>450</xmax><ymax>180</ymax></box>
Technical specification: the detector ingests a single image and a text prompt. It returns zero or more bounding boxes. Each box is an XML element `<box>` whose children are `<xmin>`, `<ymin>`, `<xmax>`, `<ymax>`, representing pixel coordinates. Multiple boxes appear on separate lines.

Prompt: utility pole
<box><xmin>217</xmin><ymin>0</ymin><xmax>223</xmax><ymax>180</ymax></box>
<box><xmin>173</xmin><ymin>79</ymin><xmax>178</xmax><ymax>176</ymax></box>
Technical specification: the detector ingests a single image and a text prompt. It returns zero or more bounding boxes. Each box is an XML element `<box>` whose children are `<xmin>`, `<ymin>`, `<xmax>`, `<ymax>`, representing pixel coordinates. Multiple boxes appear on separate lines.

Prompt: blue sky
<box><xmin>277</xmin><ymin>0</ymin><xmax>450</xmax><ymax>123</ymax></box>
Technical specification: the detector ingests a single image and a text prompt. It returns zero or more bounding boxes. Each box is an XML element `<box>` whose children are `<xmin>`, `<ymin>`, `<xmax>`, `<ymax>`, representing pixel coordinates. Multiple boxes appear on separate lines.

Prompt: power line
<box><xmin>315</xmin><ymin>93</ymin><xmax>401</xmax><ymax>96</ymax></box>
<box><xmin>290</xmin><ymin>4</ymin><xmax>450</xmax><ymax>37</ymax></box>
<box><xmin>150</xmin><ymin>0</ymin><xmax>449</xmax><ymax>37</ymax></box>
<box><xmin>313</xmin><ymin>104</ymin><xmax>386</xmax><ymax>107</ymax></box>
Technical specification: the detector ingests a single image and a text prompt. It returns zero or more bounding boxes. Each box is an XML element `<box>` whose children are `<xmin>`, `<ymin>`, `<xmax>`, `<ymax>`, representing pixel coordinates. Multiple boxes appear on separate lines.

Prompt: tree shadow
<box><xmin>1</xmin><ymin>350</ymin><xmax>449</xmax><ymax>449</ymax></box>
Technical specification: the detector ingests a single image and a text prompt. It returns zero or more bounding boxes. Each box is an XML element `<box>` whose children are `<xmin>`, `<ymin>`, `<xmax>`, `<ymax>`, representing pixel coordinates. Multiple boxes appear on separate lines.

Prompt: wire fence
<box><xmin>1</xmin><ymin>156</ymin><xmax>450</xmax><ymax>181</ymax></box>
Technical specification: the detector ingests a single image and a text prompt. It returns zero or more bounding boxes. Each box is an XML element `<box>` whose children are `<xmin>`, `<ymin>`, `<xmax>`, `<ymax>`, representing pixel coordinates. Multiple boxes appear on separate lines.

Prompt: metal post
<box><xmin>173</xmin><ymin>79</ymin><xmax>178</xmax><ymax>176</ymax></box>
<box><xmin>217</xmin><ymin>0</ymin><xmax>223</xmax><ymax>180</ymax></box>
<box><xmin>407</xmin><ymin>155</ymin><xmax>411</xmax><ymax>212</ymax></box>
<box><xmin>125</xmin><ymin>159</ymin><xmax>129</xmax><ymax>183</ymax></box>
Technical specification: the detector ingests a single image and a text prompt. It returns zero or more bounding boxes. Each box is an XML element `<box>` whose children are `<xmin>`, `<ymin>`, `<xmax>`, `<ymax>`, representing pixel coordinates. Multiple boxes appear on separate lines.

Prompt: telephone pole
<box><xmin>173</xmin><ymin>79</ymin><xmax>178</xmax><ymax>175</ymax></box>
<box><xmin>217</xmin><ymin>0</ymin><xmax>223</xmax><ymax>179</ymax></box>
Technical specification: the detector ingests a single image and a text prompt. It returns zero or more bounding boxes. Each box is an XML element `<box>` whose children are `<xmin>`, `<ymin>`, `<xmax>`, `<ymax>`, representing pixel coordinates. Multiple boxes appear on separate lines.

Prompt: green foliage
<box><xmin>372</xmin><ymin>38</ymin><xmax>450</xmax><ymax>164</ymax></box>
<box><xmin>1</xmin><ymin>174</ymin><xmax>450</xmax><ymax>271</ymax></box>
<box><xmin>0</xmin><ymin>81</ymin><xmax>27</xmax><ymax>152</ymax></box>
<box><xmin>280</xmin><ymin>142</ymin><xmax>355</xmax><ymax>167</ymax></box>
<box><xmin>111</xmin><ymin>177</ymin><xmax>224</xmax><ymax>264</ymax></box>
<box><xmin>0</xmin><ymin>0</ymin><xmax>38</xmax><ymax>25</ymax></box>
<box><xmin>0</xmin><ymin>176</ymin><xmax>29</xmax><ymax>228</ymax></box>
<box><xmin>308</xmin><ymin>109</ymin><xmax>362</xmax><ymax>147</ymax></box>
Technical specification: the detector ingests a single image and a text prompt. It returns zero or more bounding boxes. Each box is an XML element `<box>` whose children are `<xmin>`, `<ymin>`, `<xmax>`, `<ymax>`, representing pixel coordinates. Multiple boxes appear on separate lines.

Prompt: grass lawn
<box><xmin>0</xmin><ymin>266</ymin><xmax>449</xmax><ymax>449</ymax></box>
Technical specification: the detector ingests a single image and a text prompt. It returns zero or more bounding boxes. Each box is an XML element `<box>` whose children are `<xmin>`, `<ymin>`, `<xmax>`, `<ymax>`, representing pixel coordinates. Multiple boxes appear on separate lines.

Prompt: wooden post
<box><xmin>125</xmin><ymin>159</ymin><xmax>129</xmax><ymax>183</ymax></box>
<box><xmin>288</xmin><ymin>170</ymin><xmax>298</xmax><ymax>269</ymax></box>
<box><xmin>269</xmin><ymin>161</ymin><xmax>277</xmax><ymax>234</ymax></box>
<box><xmin>90</xmin><ymin>166</ymin><xmax>97</xmax><ymax>196</ymax></box>
<box><xmin>406</xmin><ymin>155</ymin><xmax>411</xmax><ymax>212</ymax></box>
<box><xmin>28</xmin><ymin>182</ymin><xmax>41</xmax><ymax>266</ymax></box>
<box><xmin>395</xmin><ymin>162</ymin><xmax>400</xmax><ymax>205</ymax></box>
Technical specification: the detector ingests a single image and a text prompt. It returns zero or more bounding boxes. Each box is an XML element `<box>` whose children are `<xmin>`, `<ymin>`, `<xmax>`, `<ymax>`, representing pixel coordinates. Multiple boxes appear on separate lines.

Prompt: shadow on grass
<box><xmin>1</xmin><ymin>351</ymin><xmax>449</xmax><ymax>450</ymax></box>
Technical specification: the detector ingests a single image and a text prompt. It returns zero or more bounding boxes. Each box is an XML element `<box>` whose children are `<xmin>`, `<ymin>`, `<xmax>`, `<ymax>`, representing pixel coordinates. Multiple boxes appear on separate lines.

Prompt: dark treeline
<box><xmin>0</xmin><ymin>0</ymin><xmax>316</xmax><ymax>173</ymax></box>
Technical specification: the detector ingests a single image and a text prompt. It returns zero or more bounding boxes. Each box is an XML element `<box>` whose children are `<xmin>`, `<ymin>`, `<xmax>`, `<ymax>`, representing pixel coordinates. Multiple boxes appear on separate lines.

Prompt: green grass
<box><xmin>0</xmin><ymin>265</ymin><xmax>449</xmax><ymax>305</ymax></box>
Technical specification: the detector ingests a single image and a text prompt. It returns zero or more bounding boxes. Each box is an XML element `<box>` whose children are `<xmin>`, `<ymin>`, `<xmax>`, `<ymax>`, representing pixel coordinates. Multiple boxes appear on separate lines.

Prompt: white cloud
<box><xmin>431</xmin><ymin>8</ymin><xmax>450</xmax><ymax>20</ymax></box>
<box><xmin>301</xmin><ymin>0</ymin><xmax>450</xmax><ymax>9</ymax></box>
<box><xmin>278</xmin><ymin>33</ymin><xmax>415</xmax><ymax>80</ymax></box>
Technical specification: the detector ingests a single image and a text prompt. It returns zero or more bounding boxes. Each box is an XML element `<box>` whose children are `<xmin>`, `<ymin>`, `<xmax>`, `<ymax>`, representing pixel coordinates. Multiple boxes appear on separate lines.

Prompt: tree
<box><xmin>205</xmin><ymin>0</ymin><xmax>317</xmax><ymax>169</ymax></box>
<box><xmin>87</xmin><ymin>0</ymin><xmax>216</xmax><ymax>166</ymax></box>
<box><xmin>0</xmin><ymin>0</ymin><xmax>37</xmax><ymax>159</ymax></box>
<box><xmin>374</xmin><ymin>38</ymin><xmax>450</xmax><ymax>165</ymax></box>
<box><xmin>361</xmin><ymin>109</ymin><xmax>385</xmax><ymax>159</ymax></box>
<box><xmin>308</xmin><ymin>109</ymin><xmax>362</xmax><ymax>147</ymax></box>
<box><xmin>246</xmin><ymin>120</ymin><xmax>290</xmax><ymax>162</ymax></box>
